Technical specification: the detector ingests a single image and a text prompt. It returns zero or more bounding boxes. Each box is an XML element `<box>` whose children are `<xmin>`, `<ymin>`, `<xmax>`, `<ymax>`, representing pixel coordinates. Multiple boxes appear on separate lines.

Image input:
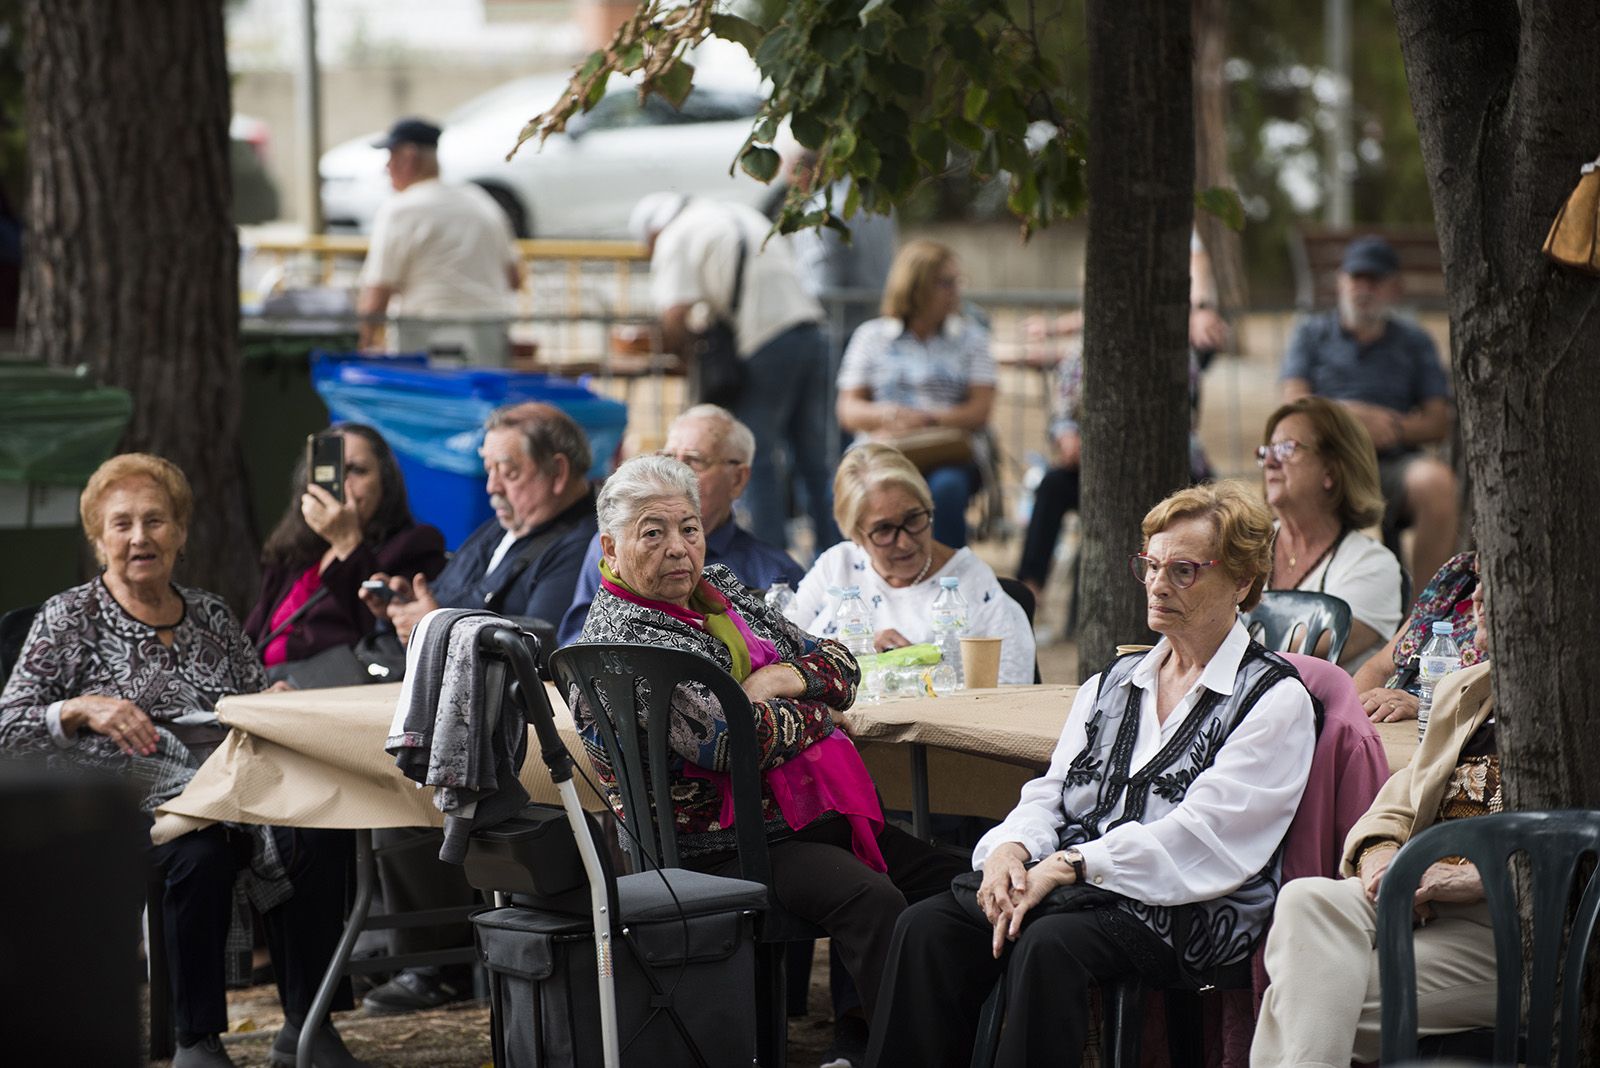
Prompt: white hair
<box><xmin>674</xmin><ymin>404</ymin><xmax>756</xmax><ymax>465</ymax></box>
<box><xmin>628</xmin><ymin>192</ymin><xmax>689</xmax><ymax>243</ymax></box>
<box><xmin>596</xmin><ymin>454</ymin><xmax>701</xmax><ymax>541</ymax></box>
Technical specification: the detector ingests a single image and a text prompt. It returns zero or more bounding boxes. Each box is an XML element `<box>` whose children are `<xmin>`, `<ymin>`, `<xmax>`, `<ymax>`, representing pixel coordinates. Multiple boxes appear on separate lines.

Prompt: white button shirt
<box><xmin>972</xmin><ymin>620</ymin><xmax>1315</xmax><ymax>907</ymax></box>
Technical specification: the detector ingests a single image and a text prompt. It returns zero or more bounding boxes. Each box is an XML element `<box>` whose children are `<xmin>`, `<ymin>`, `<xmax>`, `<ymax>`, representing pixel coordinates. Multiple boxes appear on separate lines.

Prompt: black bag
<box><xmin>691</xmin><ymin>233</ymin><xmax>749</xmax><ymax>408</ymax></box>
<box><xmin>265</xmin><ymin>631</ymin><xmax>406</xmax><ymax>690</ymax></box>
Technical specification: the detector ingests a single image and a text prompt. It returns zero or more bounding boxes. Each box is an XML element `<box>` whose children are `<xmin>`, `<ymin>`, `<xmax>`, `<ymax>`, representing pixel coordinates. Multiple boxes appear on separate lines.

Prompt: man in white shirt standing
<box><xmin>630</xmin><ymin>192</ymin><xmax>839</xmax><ymax>554</ymax></box>
<box><xmin>357</xmin><ymin>118</ymin><xmax>522</xmax><ymax>366</ymax></box>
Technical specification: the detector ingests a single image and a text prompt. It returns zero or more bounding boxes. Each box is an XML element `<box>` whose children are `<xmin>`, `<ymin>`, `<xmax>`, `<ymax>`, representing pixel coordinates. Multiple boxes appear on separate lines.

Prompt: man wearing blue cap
<box><xmin>356</xmin><ymin>117</ymin><xmax>522</xmax><ymax>365</ymax></box>
<box><xmin>1280</xmin><ymin>235</ymin><xmax>1458</xmax><ymax>590</ymax></box>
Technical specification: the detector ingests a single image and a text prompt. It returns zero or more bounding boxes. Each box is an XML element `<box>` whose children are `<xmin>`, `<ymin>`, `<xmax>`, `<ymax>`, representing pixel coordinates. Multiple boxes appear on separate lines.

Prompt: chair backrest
<box><xmin>1378</xmin><ymin>810</ymin><xmax>1600</xmax><ymax>1067</ymax></box>
<box><xmin>1241</xmin><ymin>591</ymin><xmax>1352</xmax><ymax>663</ymax></box>
<box><xmin>549</xmin><ymin>643</ymin><xmax>773</xmax><ymax>886</ymax></box>
<box><xmin>0</xmin><ymin>605</ymin><xmax>39</xmax><ymax>689</ymax></box>
<box><xmin>995</xmin><ymin>577</ymin><xmax>1042</xmax><ymax>685</ymax></box>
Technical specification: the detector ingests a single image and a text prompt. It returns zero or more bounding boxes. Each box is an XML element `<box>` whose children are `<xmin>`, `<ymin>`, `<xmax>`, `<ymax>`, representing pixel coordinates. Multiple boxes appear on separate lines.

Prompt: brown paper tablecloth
<box><xmin>841</xmin><ymin>685</ymin><xmax>1419</xmax><ymax>821</ymax></box>
<box><xmin>150</xmin><ymin>681</ymin><xmax>603</xmax><ymax>845</ymax></box>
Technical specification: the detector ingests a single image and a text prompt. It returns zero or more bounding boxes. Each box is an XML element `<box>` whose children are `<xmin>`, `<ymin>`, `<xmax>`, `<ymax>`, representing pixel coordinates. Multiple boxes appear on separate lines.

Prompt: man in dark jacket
<box><xmin>358</xmin><ymin>400</ymin><xmax>597</xmax><ymax>1015</ymax></box>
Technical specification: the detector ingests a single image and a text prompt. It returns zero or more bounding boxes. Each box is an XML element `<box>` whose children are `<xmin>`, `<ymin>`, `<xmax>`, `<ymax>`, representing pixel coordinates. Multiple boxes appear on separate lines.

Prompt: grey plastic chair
<box><xmin>1241</xmin><ymin>590</ymin><xmax>1352</xmax><ymax>663</ymax></box>
<box><xmin>1378</xmin><ymin>810</ymin><xmax>1600</xmax><ymax>1066</ymax></box>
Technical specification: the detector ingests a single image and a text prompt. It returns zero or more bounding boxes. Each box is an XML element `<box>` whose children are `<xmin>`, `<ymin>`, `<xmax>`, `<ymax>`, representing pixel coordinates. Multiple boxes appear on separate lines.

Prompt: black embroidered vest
<box><xmin>1056</xmin><ymin>642</ymin><xmax>1303</xmax><ymax>974</ymax></box>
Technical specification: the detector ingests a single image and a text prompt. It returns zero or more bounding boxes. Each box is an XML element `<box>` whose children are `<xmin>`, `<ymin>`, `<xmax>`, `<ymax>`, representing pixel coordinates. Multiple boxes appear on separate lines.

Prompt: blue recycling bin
<box><xmin>311</xmin><ymin>354</ymin><xmax>628</xmax><ymax>549</ymax></box>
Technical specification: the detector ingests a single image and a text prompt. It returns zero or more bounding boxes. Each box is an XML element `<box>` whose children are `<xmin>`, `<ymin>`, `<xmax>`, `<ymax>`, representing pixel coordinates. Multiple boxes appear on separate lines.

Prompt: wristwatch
<box><xmin>1062</xmin><ymin>847</ymin><xmax>1087</xmax><ymax>884</ymax></box>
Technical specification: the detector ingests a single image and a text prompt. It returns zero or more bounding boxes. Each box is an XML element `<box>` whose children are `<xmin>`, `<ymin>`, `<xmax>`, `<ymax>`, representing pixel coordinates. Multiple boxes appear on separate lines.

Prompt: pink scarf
<box><xmin>600</xmin><ymin>570</ymin><xmax>886</xmax><ymax>871</ymax></box>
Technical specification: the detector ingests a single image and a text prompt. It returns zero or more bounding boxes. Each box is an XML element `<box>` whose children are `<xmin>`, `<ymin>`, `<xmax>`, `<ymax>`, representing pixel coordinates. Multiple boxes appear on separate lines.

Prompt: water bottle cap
<box><xmin>771</xmin><ymin>582</ymin><xmax>790</xmax><ymax>591</ymax></box>
<box><xmin>939</xmin><ymin>577</ymin><xmax>960</xmax><ymax>589</ymax></box>
<box><xmin>841</xmin><ymin>585</ymin><xmax>860</xmax><ymax>597</ymax></box>
<box><xmin>1431</xmin><ymin>621</ymin><xmax>1454</xmax><ymax>635</ymax></box>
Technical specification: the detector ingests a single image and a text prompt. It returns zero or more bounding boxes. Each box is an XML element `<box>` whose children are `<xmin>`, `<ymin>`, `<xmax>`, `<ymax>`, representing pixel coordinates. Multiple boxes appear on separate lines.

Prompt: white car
<box><xmin>320</xmin><ymin>68</ymin><xmax>778</xmax><ymax>238</ymax></box>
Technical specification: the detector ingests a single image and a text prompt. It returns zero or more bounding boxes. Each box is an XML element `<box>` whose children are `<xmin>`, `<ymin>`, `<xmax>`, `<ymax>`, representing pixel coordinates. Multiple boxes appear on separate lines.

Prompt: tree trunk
<box><xmin>1191</xmin><ymin>0</ymin><xmax>1248</xmax><ymax>312</ymax></box>
<box><xmin>1392</xmin><ymin>0</ymin><xmax>1600</xmax><ymax>1042</ymax></box>
<box><xmin>1077</xmin><ymin>0</ymin><xmax>1196</xmax><ymax>678</ymax></box>
<box><xmin>20</xmin><ymin>0</ymin><xmax>257</xmax><ymax>609</ymax></box>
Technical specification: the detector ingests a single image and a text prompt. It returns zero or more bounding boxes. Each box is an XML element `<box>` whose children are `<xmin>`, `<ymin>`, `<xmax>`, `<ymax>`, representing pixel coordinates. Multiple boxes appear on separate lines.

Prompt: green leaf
<box><xmin>740</xmin><ymin>145</ymin><xmax>782</xmax><ymax>183</ymax></box>
<box><xmin>583</xmin><ymin>76</ymin><xmax>609</xmax><ymax>110</ymax></box>
<box><xmin>791</xmin><ymin>111</ymin><xmax>828</xmax><ymax>150</ymax></box>
<box><xmin>812</xmin><ymin>22</ymin><xmax>856</xmax><ymax>64</ymax></box>
<box><xmin>577</xmin><ymin>50</ymin><xmax>606</xmax><ymax>81</ymax></box>
<box><xmin>979</xmin><ymin>89</ymin><xmax>1028</xmax><ymax>133</ymax></box>
<box><xmin>859</xmin><ymin>0</ymin><xmax>893</xmax><ymax>22</ymax></box>
<box><xmin>912</xmin><ymin>125</ymin><xmax>948</xmax><ymax>169</ymax></box>
<box><xmin>843</xmin><ymin>179</ymin><xmax>861</xmax><ymax>219</ymax></box>
<box><xmin>1007</xmin><ymin>173</ymin><xmax>1039</xmax><ymax>219</ymax></box>
<box><xmin>880</xmin><ymin>62</ymin><xmax>924</xmax><ymax>99</ymax></box>
<box><xmin>753</xmin><ymin>115</ymin><xmax>779</xmax><ymax>143</ymax></box>
<box><xmin>995</xmin><ymin>133</ymin><xmax>1029</xmax><ymax>174</ymax></box>
<box><xmin>619</xmin><ymin>42</ymin><xmax>645</xmax><ymax>70</ymax></box>
<box><xmin>654</xmin><ymin>59</ymin><xmax>696</xmax><ymax>109</ymax></box>
<box><xmin>710</xmin><ymin>13</ymin><xmax>764</xmax><ymax>54</ymax></box>
<box><xmin>1195</xmin><ymin>186</ymin><xmax>1246</xmax><ymax>231</ymax></box>
<box><xmin>946</xmin><ymin>116</ymin><xmax>984</xmax><ymax>152</ymax></box>
<box><xmin>963</xmin><ymin>85</ymin><xmax>989</xmax><ymax>123</ymax></box>
<box><xmin>850</xmin><ymin>137</ymin><xmax>883</xmax><ymax>180</ymax></box>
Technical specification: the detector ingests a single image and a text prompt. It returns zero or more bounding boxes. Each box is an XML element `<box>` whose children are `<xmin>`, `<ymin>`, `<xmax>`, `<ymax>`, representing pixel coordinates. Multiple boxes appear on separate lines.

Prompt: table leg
<box><xmin>910</xmin><ymin>743</ymin><xmax>931</xmax><ymax>842</ymax></box>
<box><xmin>298</xmin><ymin>828</ymin><xmax>376</xmax><ymax>1068</ymax></box>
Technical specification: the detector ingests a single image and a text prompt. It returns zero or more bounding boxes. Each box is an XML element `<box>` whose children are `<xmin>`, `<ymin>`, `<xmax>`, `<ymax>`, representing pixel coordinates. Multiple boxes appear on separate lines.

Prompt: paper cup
<box><xmin>959</xmin><ymin>637</ymin><xmax>1003</xmax><ymax>689</ymax></box>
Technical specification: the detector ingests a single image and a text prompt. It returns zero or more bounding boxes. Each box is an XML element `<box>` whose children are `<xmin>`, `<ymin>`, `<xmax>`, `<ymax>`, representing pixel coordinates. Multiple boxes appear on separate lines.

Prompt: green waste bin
<box><xmin>239</xmin><ymin>325</ymin><xmax>354</xmax><ymax>541</ymax></box>
<box><xmin>0</xmin><ymin>362</ymin><xmax>133</xmax><ymax>612</ymax></box>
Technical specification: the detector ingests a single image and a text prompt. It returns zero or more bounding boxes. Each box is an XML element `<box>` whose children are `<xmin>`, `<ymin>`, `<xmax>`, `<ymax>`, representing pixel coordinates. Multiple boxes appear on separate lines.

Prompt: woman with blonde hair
<box><xmin>1259</xmin><ymin>396</ymin><xmax>1404</xmax><ymax>667</ymax></box>
<box><xmin>835</xmin><ymin>239</ymin><xmax>996</xmax><ymax>547</ymax></box>
<box><xmin>787</xmin><ymin>443</ymin><xmax>1034</xmax><ymax>685</ymax></box>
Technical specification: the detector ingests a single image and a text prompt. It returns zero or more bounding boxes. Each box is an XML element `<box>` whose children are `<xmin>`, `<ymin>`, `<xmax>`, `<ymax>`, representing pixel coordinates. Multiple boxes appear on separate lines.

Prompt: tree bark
<box><xmin>20</xmin><ymin>0</ymin><xmax>257</xmax><ymax>609</ymax></box>
<box><xmin>1392</xmin><ymin>0</ymin><xmax>1600</xmax><ymax>811</ymax></box>
<box><xmin>1191</xmin><ymin>0</ymin><xmax>1248</xmax><ymax>312</ymax></box>
<box><xmin>1077</xmin><ymin>0</ymin><xmax>1196</xmax><ymax>678</ymax></box>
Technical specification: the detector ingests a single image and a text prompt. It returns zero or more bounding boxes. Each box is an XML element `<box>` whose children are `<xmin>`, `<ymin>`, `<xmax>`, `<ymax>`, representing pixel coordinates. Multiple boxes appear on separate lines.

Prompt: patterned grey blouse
<box><xmin>0</xmin><ymin>576</ymin><xmax>266</xmax><ymax>775</ymax></box>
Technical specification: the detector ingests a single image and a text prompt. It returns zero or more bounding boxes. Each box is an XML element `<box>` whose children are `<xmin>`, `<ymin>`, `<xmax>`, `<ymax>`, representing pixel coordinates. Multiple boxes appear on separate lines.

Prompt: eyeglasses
<box><xmin>1129</xmin><ymin>553</ymin><xmax>1221</xmax><ymax>589</ymax></box>
<box><xmin>658</xmin><ymin>450</ymin><xmax>744</xmax><ymax>474</ymax></box>
<box><xmin>1255</xmin><ymin>439</ymin><xmax>1310</xmax><ymax>467</ymax></box>
<box><xmin>863</xmin><ymin>509</ymin><xmax>932</xmax><ymax>547</ymax></box>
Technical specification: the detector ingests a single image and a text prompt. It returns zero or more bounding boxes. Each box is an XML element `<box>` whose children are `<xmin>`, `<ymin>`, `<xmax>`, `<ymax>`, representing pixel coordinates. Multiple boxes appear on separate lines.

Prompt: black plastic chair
<box><xmin>0</xmin><ymin>604</ymin><xmax>39</xmax><ymax>687</ymax></box>
<box><xmin>549</xmin><ymin>642</ymin><xmax>825</xmax><ymax>1068</ymax></box>
<box><xmin>995</xmin><ymin>577</ymin><xmax>1043</xmax><ymax>685</ymax></box>
<box><xmin>1378</xmin><ymin>810</ymin><xmax>1600</xmax><ymax>1066</ymax></box>
<box><xmin>1242</xmin><ymin>590</ymin><xmax>1352</xmax><ymax>663</ymax></box>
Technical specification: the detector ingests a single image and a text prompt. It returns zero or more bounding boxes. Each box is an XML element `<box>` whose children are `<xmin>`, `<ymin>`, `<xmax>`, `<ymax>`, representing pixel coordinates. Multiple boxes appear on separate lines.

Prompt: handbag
<box><xmin>1542</xmin><ymin>155</ymin><xmax>1600</xmax><ymax>274</ymax></box>
<box><xmin>692</xmin><ymin>232</ymin><xmax>749</xmax><ymax>408</ymax></box>
<box><xmin>883</xmin><ymin>427</ymin><xmax>976</xmax><ymax>473</ymax></box>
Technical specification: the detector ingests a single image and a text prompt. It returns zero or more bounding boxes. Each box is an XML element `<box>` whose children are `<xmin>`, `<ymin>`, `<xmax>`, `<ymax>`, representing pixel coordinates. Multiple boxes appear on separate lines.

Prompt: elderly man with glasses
<box><xmin>557</xmin><ymin>405</ymin><xmax>805</xmax><ymax>645</ymax></box>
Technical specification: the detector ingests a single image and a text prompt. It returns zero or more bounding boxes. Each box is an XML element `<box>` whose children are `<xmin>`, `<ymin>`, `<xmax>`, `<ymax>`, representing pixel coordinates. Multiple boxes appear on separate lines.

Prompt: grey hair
<box><xmin>674</xmin><ymin>404</ymin><xmax>756</xmax><ymax>465</ymax></box>
<box><xmin>484</xmin><ymin>401</ymin><xmax>592</xmax><ymax>476</ymax></box>
<box><xmin>596</xmin><ymin>454</ymin><xmax>702</xmax><ymax>541</ymax></box>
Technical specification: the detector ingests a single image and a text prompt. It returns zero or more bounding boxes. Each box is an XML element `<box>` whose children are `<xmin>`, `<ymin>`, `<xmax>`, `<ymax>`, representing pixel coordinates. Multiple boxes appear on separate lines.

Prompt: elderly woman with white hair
<box><xmin>788</xmin><ymin>443</ymin><xmax>1037</xmax><ymax>684</ymax></box>
<box><xmin>571</xmin><ymin>453</ymin><xmax>966</xmax><ymax>1039</ymax></box>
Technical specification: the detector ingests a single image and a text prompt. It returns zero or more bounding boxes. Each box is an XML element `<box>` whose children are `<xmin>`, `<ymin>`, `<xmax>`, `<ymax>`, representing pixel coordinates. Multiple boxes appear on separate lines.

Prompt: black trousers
<box><xmin>689</xmin><ymin>818</ymin><xmax>967</xmax><ymax>1023</ymax></box>
<box><xmin>372</xmin><ymin>827</ymin><xmax>477</xmax><ymax>957</ymax></box>
<box><xmin>865</xmin><ymin>891</ymin><xmax>1178</xmax><ymax>1068</ymax></box>
<box><xmin>1017</xmin><ymin>465</ymin><xmax>1081</xmax><ymax>588</ymax></box>
<box><xmin>152</xmin><ymin>824</ymin><xmax>353</xmax><ymax>1038</ymax></box>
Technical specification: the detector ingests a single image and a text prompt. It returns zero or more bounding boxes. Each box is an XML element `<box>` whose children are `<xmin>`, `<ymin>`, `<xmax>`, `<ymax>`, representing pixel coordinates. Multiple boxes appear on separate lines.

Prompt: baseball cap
<box><xmin>1340</xmin><ymin>235</ymin><xmax>1400</xmax><ymax>277</ymax></box>
<box><xmin>372</xmin><ymin>118</ymin><xmax>442</xmax><ymax>150</ymax></box>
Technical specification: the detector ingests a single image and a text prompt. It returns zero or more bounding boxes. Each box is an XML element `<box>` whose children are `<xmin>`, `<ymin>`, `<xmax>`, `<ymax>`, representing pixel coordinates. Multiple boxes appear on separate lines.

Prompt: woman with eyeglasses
<box><xmin>787</xmin><ymin>443</ymin><xmax>1036</xmax><ymax>685</ymax></box>
<box><xmin>835</xmin><ymin>239</ymin><xmax>995</xmax><ymax>548</ymax></box>
<box><xmin>866</xmin><ymin>481</ymin><xmax>1315</xmax><ymax>1068</ymax></box>
<box><xmin>1259</xmin><ymin>396</ymin><xmax>1404</xmax><ymax>667</ymax></box>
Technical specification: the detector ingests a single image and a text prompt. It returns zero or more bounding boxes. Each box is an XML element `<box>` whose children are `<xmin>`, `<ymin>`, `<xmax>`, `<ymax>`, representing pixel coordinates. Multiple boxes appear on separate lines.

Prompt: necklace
<box><xmin>912</xmin><ymin>553</ymin><xmax>934</xmax><ymax>585</ymax></box>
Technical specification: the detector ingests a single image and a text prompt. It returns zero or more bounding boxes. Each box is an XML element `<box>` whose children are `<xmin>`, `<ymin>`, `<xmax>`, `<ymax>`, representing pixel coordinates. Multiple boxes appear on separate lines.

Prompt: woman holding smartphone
<box><xmin>244</xmin><ymin>424</ymin><xmax>446</xmax><ymax>679</ymax></box>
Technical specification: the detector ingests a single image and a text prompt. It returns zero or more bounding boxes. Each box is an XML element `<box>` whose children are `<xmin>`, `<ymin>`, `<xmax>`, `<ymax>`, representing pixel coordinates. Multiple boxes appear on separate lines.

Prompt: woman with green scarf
<box><xmin>570</xmin><ymin>453</ymin><xmax>967</xmax><ymax>1042</ymax></box>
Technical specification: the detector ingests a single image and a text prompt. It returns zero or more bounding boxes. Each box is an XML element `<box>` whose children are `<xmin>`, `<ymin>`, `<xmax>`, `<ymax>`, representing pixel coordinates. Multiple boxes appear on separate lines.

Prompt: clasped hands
<box><xmin>976</xmin><ymin>842</ymin><xmax>1078</xmax><ymax>959</ymax></box>
<box><xmin>1358</xmin><ymin>841</ymin><xmax>1484</xmax><ymax>925</ymax></box>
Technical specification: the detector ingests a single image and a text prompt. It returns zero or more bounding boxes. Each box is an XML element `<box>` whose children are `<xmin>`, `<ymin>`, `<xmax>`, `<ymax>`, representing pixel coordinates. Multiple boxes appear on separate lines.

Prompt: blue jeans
<box><xmin>734</xmin><ymin>322</ymin><xmax>840</xmax><ymax>553</ymax></box>
<box><xmin>926</xmin><ymin>464</ymin><xmax>979</xmax><ymax>548</ymax></box>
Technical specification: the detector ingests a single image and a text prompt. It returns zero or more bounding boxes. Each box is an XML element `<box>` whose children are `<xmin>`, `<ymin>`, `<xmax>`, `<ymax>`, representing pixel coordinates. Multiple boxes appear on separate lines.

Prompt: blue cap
<box><xmin>372</xmin><ymin>117</ymin><xmax>442</xmax><ymax>150</ymax></box>
<box><xmin>1340</xmin><ymin>235</ymin><xmax>1401</xmax><ymax>278</ymax></box>
<box><xmin>1431</xmin><ymin>620</ymin><xmax>1454</xmax><ymax>635</ymax></box>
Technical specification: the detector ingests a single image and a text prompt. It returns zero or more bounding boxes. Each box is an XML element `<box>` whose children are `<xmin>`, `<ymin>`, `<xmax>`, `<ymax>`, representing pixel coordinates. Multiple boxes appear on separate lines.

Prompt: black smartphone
<box><xmin>306</xmin><ymin>432</ymin><xmax>344</xmax><ymax>503</ymax></box>
<box><xmin>360</xmin><ymin>579</ymin><xmax>396</xmax><ymax>602</ymax></box>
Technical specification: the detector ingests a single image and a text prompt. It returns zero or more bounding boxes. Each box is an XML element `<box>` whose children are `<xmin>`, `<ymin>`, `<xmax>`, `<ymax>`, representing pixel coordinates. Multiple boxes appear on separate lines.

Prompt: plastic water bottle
<box><xmin>834</xmin><ymin>586</ymin><xmax>880</xmax><ymax>701</ymax></box>
<box><xmin>1415</xmin><ymin>621</ymin><xmax>1463</xmax><ymax>741</ymax></box>
<box><xmin>930</xmin><ymin>576</ymin><xmax>969</xmax><ymax>693</ymax></box>
<box><xmin>763</xmin><ymin>581</ymin><xmax>796</xmax><ymax>617</ymax></box>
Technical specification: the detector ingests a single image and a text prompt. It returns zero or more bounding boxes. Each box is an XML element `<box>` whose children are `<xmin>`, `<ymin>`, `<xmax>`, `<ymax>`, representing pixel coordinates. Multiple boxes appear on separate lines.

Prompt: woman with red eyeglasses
<box><xmin>1259</xmin><ymin>396</ymin><xmax>1405</xmax><ymax>668</ymax></box>
<box><xmin>867</xmin><ymin>481</ymin><xmax>1315</xmax><ymax>1068</ymax></box>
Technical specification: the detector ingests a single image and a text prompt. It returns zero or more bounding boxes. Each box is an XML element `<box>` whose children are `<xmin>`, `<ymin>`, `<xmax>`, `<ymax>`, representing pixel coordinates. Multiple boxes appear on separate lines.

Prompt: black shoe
<box><xmin>360</xmin><ymin>966</ymin><xmax>468</xmax><ymax>1016</ymax></box>
<box><xmin>819</xmin><ymin>1014</ymin><xmax>870</xmax><ymax>1068</ymax></box>
<box><xmin>173</xmin><ymin>1034</ymin><xmax>237</xmax><ymax>1068</ymax></box>
<box><xmin>268</xmin><ymin>1019</ymin><xmax>370</xmax><ymax>1068</ymax></box>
